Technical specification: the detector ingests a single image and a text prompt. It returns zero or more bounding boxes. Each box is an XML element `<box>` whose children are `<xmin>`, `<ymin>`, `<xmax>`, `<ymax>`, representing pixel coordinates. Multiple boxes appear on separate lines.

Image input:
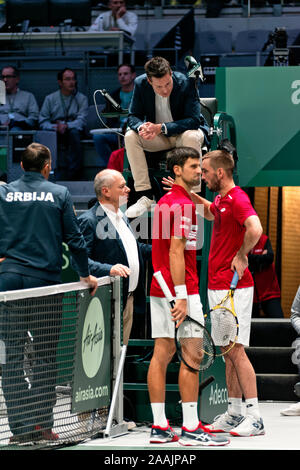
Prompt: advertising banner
<box><xmin>72</xmin><ymin>286</ymin><xmax>112</xmax><ymax>413</ymax></box>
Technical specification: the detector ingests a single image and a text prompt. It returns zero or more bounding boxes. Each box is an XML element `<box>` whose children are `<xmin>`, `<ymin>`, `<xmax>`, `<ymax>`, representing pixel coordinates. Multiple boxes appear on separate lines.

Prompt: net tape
<box><xmin>0</xmin><ymin>276</ymin><xmax>112</xmax><ymax>449</ymax></box>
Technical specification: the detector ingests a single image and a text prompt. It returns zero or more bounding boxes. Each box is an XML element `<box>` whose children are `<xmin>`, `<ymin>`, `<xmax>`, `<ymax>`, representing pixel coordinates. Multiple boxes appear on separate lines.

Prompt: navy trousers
<box><xmin>0</xmin><ymin>273</ymin><xmax>61</xmax><ymax>436</ymax></box>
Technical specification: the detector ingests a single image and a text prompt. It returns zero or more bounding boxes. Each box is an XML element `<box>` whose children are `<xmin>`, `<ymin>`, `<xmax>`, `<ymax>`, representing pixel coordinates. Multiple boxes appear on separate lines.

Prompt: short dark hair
<box><xmin>21</xmin><ymin>143</ymin><xmax>51</xmax><ymax>172</ymax></box>
<box><xmin>57</xmin><ymin>68</ymin><xmax>76</xmax><ymax>81</ymax></box>
<box><xmin>166</xmin><ymin>147</ymin><xmax>200</xmax><ymax>174</ymax></box>
<box><xmin>2</xmin><ymin>65</ymin><xmax>19</xmax><ymax>77</ymax></box>
<box><xmin>117</xmin><ymin>63</ymin><xmax>135</xmax><ymax>73</ymax></box>
<box><xmin>203</xmin><ymin>149</ymin><xmax>234</xmax><ymax>176</ymax></box>
<box><xmin>144</xmin><ymin>56</ymin><xmax>172</xmax><ymax>80</ymax></box>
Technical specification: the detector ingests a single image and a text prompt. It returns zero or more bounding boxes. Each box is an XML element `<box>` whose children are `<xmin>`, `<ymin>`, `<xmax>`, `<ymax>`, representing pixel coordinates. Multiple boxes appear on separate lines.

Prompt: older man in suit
<box><xmin>124</xmin><ymin>56</ymin><xmax>209</xmax><ymax>218</ymax></box>
<box><xmin>76</xmin><ymin>169</ymin><xmax>151</xmax><ymax>344</ymax></box>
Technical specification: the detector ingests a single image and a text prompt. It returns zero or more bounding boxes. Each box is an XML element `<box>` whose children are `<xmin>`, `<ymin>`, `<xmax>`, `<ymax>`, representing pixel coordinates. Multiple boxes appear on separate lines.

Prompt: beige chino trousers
<box><xmin>125</xmin><ymin>129</ymin><xmax>204</xmax><ymax>192</ymax></box>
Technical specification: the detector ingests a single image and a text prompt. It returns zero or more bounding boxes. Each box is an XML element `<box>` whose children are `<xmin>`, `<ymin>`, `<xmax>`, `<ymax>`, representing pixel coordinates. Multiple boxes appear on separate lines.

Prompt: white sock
<box><xmin>245</xmin><ymin>398</ymin><xmax>260</xmax><ymax>419</ymax></box>
<box><xmin>151</xmin><ymin>403</ymin><xmax>168</xmax><ymax>428</ymax></box>
<box><xmin>182</xmin><ymin>402</ymin><xmax>199</xmax><ymax>430</ymax></box>
<box><xmin>227</xmin><ymin>397</ymin><xmax>243</xmax><ymax>416</ymax></box>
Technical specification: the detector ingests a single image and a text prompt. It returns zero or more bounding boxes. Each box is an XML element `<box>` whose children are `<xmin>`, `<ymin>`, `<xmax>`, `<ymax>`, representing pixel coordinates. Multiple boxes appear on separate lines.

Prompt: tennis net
<box><xmin>0</xmin><ymin>277</ymin><xmax>116</xmax><ymax>449</ymax></box>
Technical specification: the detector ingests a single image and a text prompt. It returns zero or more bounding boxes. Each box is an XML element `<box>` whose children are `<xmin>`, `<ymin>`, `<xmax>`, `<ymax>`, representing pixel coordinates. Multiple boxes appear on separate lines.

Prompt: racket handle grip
<box><xmin>230</xmin><ymin>270</ymin><xmax>239</xmax><ymax>289</ymax></box>
<box><xmin>154</xmin><ymin>271</ymin><xmax>175</xmax><ymax>306</ymax></box>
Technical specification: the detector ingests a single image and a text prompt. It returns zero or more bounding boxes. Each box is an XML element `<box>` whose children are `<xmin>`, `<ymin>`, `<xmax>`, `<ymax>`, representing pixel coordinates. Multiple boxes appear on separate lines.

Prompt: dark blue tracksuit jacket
<box><xmin>0</xmin><ymin>171</ymin><xmax>89</xmax><ymax>283</ymax></box>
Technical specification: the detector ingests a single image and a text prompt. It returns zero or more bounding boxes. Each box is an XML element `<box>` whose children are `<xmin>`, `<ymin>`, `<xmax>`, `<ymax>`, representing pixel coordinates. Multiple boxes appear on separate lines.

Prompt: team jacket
<box><xmin>248</xmin><ymin>234</ymin><xmax>281</xmax><ymax>303</ymax></box>
<box><xmin>0</xmin><ymin>172</ymin><xmax>89</xmax><ymax>282</ymax></box>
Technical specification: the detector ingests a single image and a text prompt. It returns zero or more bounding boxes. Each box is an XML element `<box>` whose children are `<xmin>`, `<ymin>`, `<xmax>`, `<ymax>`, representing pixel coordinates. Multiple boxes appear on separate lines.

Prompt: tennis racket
<box><xmin>205</xmin><ymin>271</ymin><xmax>239</xmax><ymax>356</ymax></box>
<box><xmin>153</xmin><ymin>271</ymin><xmax>216</xmax><ymax>372</ymax></box>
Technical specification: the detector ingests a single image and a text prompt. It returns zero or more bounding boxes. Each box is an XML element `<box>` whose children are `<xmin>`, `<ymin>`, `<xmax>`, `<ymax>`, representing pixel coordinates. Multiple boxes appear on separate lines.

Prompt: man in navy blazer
<box><xmin>76</xmin><ymin>169</ymin><xmax>151</xmax><ymax>344</ymax></box>
<box><xmin>124</xmin><ymin>56</ymin><xmax>209</xmax><ymax>218</ymax></box>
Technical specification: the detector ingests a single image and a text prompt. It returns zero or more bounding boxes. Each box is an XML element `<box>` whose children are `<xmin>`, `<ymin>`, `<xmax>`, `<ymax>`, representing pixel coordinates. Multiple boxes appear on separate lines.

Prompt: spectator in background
<box><xmin>93</xmin><ymin>63</ymin><xmax>136</xmax><ymax>169</ymax></box>
<box><xmin>248</xmin><ymin>233</ymin><xmax>284</xmax><ymax>318</ymax></box>
<box><xmin>39</xmin><ymin>68</ymin><xmax>88</xmax><ymax>181</ymax></box>
<box><xmin>0</xmin><ymin>66</ymin><xmax>39</xmax><ymax>131</ymax></box>
<box><xmin>89</xmin><ymin>0</ymin><xmax>138</xmax><ymax>38</ymax></box>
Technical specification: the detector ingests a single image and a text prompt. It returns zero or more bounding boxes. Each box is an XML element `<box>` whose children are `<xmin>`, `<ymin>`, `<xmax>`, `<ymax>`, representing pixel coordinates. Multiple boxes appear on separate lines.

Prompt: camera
<box><xmin>267</xmin><ymin>27</ymin><xmax>288</xmax><ymax>49</ymax></box>
<box><xmin>263</xmin><ymin>27</ymin><xmax>289</xmax><ymax>66</ymax></box>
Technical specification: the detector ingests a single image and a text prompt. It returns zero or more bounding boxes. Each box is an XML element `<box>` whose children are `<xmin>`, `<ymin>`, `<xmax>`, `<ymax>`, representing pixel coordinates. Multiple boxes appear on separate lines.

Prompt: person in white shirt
<box><xmin>76</xmin><ymin>169</ymin><xmax>151</xmax><ymax>344</ymax></box>
<box><xmin>89</xmin><ymin>0</ymin><xmax>138</xmax><ymax>37</ymax></box>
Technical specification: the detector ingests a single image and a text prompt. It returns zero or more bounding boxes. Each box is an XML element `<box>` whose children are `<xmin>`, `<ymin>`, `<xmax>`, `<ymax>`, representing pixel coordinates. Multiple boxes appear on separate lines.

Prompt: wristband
<box><xmin>161</xmin><ymin>123</ymin><xmax>167</xmax><ymax>135</ymax></box>
<box><xmin>174</xmin><ymin>284</ymin><xmax>188</xmax><ymax>299</ymax></box>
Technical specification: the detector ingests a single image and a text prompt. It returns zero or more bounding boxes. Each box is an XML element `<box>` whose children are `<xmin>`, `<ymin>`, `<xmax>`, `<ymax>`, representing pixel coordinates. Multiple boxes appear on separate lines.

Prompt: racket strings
<box><xmin>206</xmin><ymin>305</ymin><xmax>239</xmax><ymax>355</ymax></box>
<box><xmin>177</xmin><ymin>319</ymin><xmax>215</xmax><ymax>371</ymax></box>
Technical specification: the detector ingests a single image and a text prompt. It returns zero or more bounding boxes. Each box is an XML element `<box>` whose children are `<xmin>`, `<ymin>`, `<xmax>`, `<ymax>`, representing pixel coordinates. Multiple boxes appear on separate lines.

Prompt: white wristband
<box><xmin>174</xmin><ymin>284</ymin><xmax>188</xmax><ymax>299</ymax></box>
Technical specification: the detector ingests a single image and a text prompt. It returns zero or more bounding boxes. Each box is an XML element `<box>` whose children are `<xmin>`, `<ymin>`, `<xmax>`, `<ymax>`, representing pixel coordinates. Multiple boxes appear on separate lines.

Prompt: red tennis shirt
<box><xmin>208</xmin><ymin>186</ymin><xmax>257</xmax><ymax>290</ymax></box>
<box><xmin>150</xmin><ymin>184</ymin><xmax>199</xmax><ymax>298</ymax></box>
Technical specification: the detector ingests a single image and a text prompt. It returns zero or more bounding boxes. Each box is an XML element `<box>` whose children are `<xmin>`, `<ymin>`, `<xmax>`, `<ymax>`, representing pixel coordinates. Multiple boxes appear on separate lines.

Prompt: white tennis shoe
<box><xmin>205</xmin><ymin>411</ymin><xmax>245</xmax><ymax>433</ymax></box>
<box><xmin>230</xmin><ymin>415</ymin><xmax>265</xmax><ymax>437</ymax></box>
<box><xmin>280</xmin><ymin>402</ymin><xmax>300</xmax><ymax>416</ymax></box>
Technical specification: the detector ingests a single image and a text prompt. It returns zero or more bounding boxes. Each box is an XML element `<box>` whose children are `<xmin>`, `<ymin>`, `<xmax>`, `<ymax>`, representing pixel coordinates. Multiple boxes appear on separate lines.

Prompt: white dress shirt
<box><xmin>100</xmin><ymin>204</ymin><xmax>139</xmax><ymax>293</ymax></box>
<box><xmin>89</xmin><ymin>10</ymin><xmax>138</xmax><ymax>38</ymax></box>
<box><xmin>155</xmin><ymin>93</ymin><xmax>173</xmax><ymax>130</ymax></box>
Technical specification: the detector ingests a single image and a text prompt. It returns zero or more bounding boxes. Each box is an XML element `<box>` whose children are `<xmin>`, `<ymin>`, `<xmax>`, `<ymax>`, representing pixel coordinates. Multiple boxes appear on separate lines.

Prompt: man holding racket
<box><xmin>189</xmin><ymin>149</ymin><xmax>265</xmax><ymax>437</ymax></box>
<box><xmin>148</xmin><ymin>147</ymin><xmax>229</xmax><ymax>446</ymax></box>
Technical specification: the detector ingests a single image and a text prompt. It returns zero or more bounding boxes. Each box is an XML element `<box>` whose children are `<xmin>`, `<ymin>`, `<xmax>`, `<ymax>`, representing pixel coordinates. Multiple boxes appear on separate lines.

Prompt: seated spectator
<box><xmin>39</xmin><ymin>68</ymin><xmax>88</xmax><ymax>181</ymax></box>
<box><xmin>93</xmin><ymin>63</ymin><xmax>135</xmax><ymax>168</ymax></box>
<box><xmin>124</xmin><ymin>56</ymin><xmax>209</xmax><ymax>218</ymax></box>
<box><xmin>248</xmin><ymin>233</ymin><xmax>284</xmax><ymax>318</ymax></box>
<box><xmin>0</xmin><ymin>66</ymin><xmax>39</xmax><ymax>131</ymax></box>
<box><xmin>89</xmin><ymin>0</ymin><xmax>138</xmax><ymax>38</ymax></box>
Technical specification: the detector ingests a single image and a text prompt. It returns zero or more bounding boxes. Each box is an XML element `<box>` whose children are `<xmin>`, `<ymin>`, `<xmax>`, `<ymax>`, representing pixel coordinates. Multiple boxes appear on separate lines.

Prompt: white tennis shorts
<box><xmin>207</xmin><ymin>287</ymin><xmax>254</xmax><ymax>347</ymax></box>
<box><xmin>150</xmin><ymin>294</ymin><xmax>204</xmax><ymax>339</ymax></box>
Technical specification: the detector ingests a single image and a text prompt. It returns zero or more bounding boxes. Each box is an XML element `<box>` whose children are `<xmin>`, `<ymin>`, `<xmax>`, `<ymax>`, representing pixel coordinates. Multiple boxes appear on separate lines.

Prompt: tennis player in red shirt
<box><xmin>148</xmin><ymin>147</ymin><xmax>230</xmax><ymax>447</ymax></box>
<box><xmin>190</xmin><ymin>149</ymin><xmax>265</xmax><ymax>437</ymax></box>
